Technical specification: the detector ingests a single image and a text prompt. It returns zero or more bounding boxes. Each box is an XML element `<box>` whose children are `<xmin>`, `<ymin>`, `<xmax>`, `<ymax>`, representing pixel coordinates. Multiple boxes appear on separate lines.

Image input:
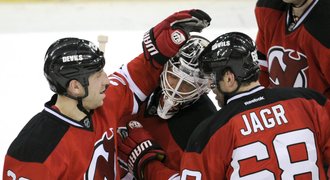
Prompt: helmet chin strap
<box><xmin>64</xmin><ymin>86</ymin><xmax>90</xmax><ymax>117</ymax></box>
<box><xmin>76</xmin><ymin>97</ymin><xmax>90</xmax><ymax>117</ymax></box>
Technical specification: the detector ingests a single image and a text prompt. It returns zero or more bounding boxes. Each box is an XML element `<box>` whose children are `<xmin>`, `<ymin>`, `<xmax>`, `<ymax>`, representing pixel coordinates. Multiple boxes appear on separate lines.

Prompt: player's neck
<box><xmin>291</xmin><ymin>0</ymin><xmax>313</xmax><ymax>21</ymax></box>
<box><xmin>55</xmin><ymin>95</ymin><xmax>87</xmax><ymax>121</ymax></box>
<box><xmin>237</xmin><ymin>81</ymin><xmax>261</xmax><ymax>93</ymax></box>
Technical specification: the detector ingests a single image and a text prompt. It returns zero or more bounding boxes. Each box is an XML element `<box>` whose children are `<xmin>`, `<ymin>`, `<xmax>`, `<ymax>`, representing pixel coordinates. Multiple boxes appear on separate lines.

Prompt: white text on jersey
<box><xmin>240</xmin><ymin>104</ymin><xmax>288</xmax><ymax>136</ymax></box>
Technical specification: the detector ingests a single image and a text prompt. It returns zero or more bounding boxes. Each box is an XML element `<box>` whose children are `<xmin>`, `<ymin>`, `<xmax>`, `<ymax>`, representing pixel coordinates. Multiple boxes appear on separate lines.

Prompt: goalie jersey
<box><xmin>3</xmin><ymin>54</ymin><xmax>163</xmax><ymax>180</ymax></box>
<box><xmin>119</xmin><ymin>88</ymin><xmax>217</xmax><ymax>179</ymax></box>
<box><xmin>255</xmin><ymin>0</ymin><xmax>330</xmax><ymax>98</ymax></box>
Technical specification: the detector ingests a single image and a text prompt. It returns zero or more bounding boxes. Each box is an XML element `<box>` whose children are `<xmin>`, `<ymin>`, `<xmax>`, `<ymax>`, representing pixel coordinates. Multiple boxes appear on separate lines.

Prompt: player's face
<box><xmin>205</xmin><ymin>73</ymin><xmax>226</xmax><ymax>108</ymax></box>
<box><xmin>211</xmin><ymin>86</ymin><xmax>224</xmax><ymax>108</ymax></box>
<box><xmin>160</xmin><ymin>72</ymin><xmax>195</xmax><ymax>107</ymax></box>
<box><xmin>157</xmin><ymin>72</ymin><xmax>196</xmax><ymax>119</ymax></box>
<box><xmin>165</xmin><ymin>73</ymin><xmax>196</xmax><ymax>96</ymax></box>
<box><xmin>207</xmin><ymin>79</ymin><xmax>225</xmax><ymax>108</ymax></box>
<box><xmin>83</xmin><ymin>69</ymin><xmax>109</xmax><ymax>110</ymax></box>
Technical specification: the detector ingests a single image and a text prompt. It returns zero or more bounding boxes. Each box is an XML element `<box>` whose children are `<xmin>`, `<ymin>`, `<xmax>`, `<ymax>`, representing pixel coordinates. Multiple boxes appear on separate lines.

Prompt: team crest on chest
<box><xmin>85</xmin><ymin>128</ymin><xmax>116</xmax><ymax>180</ymax></box>
<box><xmin>267</xmin><ymin>46</ymin><xmax>308</xmax><ymax>88</ymax></box>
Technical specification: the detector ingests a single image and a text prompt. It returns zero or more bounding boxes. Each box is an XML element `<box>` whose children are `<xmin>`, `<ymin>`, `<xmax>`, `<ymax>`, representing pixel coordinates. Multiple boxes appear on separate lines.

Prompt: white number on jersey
<box><xmin>231</xmin><ymin>128</ymin><xmax>319</xmax><ymax>179</ymax></box>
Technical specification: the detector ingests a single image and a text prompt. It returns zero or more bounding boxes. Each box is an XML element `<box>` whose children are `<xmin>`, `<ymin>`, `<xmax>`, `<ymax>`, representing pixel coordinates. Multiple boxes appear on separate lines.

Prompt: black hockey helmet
<box><xmin>198</xmin><ymin>32</ymin><xmax>259</xmax><ymax>86</ymax></box>
<box><xmin>44</xmin><ymin>37</ymin><xmax>105</xmax><ymax>96</ymax></box>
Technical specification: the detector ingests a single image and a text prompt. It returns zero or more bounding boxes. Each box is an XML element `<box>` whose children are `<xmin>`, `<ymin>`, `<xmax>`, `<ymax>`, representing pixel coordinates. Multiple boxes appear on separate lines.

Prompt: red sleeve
<box><xmin>316</xmin><ymin>99</ymin><xmax>330</xmax><ymax>168</ymax></box>
<box><xmin>255</xmin><ymin>7</ymin><xmax>266</xmax><ymax>56</ymax></box>
<box><xmin>255</xmin><ymin>6</ymin><xmax>269</xmax><ymax>87</ymax></box>
<box><xmin>179</xmin><ymin>133</ymin><xmax>229</xmax><ymax>180</ymax></box>
<box><xmin>3</xmin><ymin>156</ymin><xmax>55</xmax><ymax>180</ymax></box>
<box><xmin>123</xmin><ymin>53</ymin><xmax>163</xmax><ymax>99</ymax></box>
<box><xmin>307</xmin><ymin>38</ymin><xmax>330</xmax><ymax>98</ymax></box>
<box><xmin>255</xmin><ymin>4</ymin><xmax>286</xmax><ymax>88</ymax></box>
<box><xmin>317</xmin><ymin>49</ymin><xmax>330</xmax><ymax>98</ymax></box>
<box><xmin>144</xmin><ymin>161</ymin><xmax>179</xmax><ymax>180</ymax></box>
<box><xmin>108</xmin><ymin>53</ymin><xmax>165</xmax><ymax>179</ymax></box>
<box><xmin>108</xmin><ymin>53</ymin><xmax>163</xmax><ymax>116</ymax></box>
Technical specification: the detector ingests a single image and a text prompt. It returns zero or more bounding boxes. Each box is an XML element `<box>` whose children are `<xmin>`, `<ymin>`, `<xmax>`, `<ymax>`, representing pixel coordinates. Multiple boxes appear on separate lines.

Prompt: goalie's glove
<box><xmin>143</xmin><ymin>9</ymin><xmax>211</xmax><ymax>66</ymax></box>
<box><xmin>118</xmin><ymin>121</ymin><xmax>166</xmax><ymax>180</ymax></box>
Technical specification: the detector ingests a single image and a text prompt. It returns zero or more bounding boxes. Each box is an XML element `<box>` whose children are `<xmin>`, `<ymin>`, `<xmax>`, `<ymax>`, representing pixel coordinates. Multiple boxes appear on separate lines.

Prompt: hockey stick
<box><xmin>97</xmin><ymin>35</ymin><xmax>108</xmax><ymax>53</ymax></box>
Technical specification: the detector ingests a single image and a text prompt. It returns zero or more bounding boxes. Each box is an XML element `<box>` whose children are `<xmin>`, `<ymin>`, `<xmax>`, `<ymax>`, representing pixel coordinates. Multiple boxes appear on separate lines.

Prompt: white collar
<box><xmin>286</xmin><ymin>0</ymin><xmax>319</xmax><ymax>31</ymax></box>
<box><xmin>227</xmin><ymin>86</ymin><xmax>265</xmax><ymax>104</ymax></box>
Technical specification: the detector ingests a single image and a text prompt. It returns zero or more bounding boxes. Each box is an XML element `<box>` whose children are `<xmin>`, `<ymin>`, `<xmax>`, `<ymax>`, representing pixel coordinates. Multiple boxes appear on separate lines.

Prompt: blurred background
<box><xmin>0</xmin><ymin>0</ymin><xmax>257</xmax><ymax>175</ymax></box>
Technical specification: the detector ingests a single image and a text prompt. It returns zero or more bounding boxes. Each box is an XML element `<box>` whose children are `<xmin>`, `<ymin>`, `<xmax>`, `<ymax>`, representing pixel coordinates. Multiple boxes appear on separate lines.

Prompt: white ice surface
<box><xmin>0</xmin><ymin>0</ymin><xmax>257</xmax><ymax>175</ymax></box>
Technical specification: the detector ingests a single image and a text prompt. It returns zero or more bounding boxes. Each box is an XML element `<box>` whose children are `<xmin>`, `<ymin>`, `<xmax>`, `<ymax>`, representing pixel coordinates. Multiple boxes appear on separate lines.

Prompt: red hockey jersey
<box><xmin>255</xmin><ymin>0</ymin><xmax>330</xmax><ymax>98</ymax></box>
<box><xmin>119</xmin><ymin>91</ymin><xmax>217</xmax><ymax>179</ymax></box>
<box><xmin>3</xmin><ymin>54</ymin><xmax>162</xmax><ymax>180</ymax></box>
<box><xmin>180</xmin><ymin>86</ymin><xmax>330</xmax><ymax>179</ymax></box>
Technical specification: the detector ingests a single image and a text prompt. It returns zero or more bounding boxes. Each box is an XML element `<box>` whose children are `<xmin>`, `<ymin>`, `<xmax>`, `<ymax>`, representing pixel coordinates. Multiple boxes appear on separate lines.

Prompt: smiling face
<box><xmin>158</xmin><ymin>69</ymin><xmax>196</xmax><ymax>114</ymax></box>
<box><xmin>82</xmin><ymin>69</ymin><xmax>109</xmax><ymax>110</ymax></box>
<box><xmin>163</xmin><ymin>70</ymin><xmax>197</xmax><ymax>99</ymax></box>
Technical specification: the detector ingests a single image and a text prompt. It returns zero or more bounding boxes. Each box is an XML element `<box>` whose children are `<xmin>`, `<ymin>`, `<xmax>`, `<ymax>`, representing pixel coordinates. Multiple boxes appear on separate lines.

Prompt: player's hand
<box><xmin>143</xmin><ymin>9</ymin><xmax>211</xmax><ymax>65</ymax></box>
<box><xmin>117</xmin><ymin>121</ymin><xmax>166</xmax><ymax>180</ymax></box>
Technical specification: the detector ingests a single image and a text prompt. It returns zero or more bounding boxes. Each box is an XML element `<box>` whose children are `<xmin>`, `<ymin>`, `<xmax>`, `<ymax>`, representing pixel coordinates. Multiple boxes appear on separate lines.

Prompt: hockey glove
<box><xmin>143</xmin><ymin>9</ymin><xmax>211</xmax><ymax>65</ymax></box>
<box><xmin>118</xmin><ymin>121</ymin><xmax>166</xmax><ymax>180</ymax></box>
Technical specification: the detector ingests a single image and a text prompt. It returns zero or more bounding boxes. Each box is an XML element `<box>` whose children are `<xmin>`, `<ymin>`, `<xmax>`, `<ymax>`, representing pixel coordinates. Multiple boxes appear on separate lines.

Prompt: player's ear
<box><xmin>67</xmin><ymin>80</ymin><xmax>85</xmax><ymax>97</ymax></box>
<box><xmin>222</xmin><ymin>71</ymin><xmax>237</xmax><ymax>90</ymax></box>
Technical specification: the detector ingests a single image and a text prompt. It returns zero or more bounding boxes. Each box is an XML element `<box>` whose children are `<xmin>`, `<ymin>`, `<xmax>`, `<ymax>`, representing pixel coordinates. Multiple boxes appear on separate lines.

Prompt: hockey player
<box><xmin>118</xmin><ymin>35</ymin><xmax>217</xmax><ymax>179</ymax></box>
<box><xmin>180</xmin><ymin>32</ymin><xmax>330</xmax><ymax>179</ymax></box>
<box><xmin>255</xmin><ymin>0</ymin><xmax>330</xmax><ymax>98</ymax></box>
<box><xmin>118</xmin><ymin>32</ymin><xmax>330</xmax><ymax>180</ymax></box>
<box><xmin>2</xmin><ymin>9</ymin><xmax>211</xmax><ymax>180</ymax></box>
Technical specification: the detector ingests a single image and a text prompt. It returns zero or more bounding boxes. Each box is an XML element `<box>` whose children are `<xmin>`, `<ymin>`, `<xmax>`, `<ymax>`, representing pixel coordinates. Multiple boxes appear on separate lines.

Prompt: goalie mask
<box><xmin>157</xmin><ymin>35</ymin><xmax>210</xmax><ymax>119</ymax></box>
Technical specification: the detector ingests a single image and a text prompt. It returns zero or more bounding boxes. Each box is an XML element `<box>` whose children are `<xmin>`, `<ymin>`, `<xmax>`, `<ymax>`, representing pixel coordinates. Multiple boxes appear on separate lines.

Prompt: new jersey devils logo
<box><xmin>268</xmin><ymin>46</ymin><xmax>308</xmax><ymax>88</ymax></box>
<box><xmin>85</xmin><ymin>128</ymin><xmax>116</xmax><ymax>180</ymax></box>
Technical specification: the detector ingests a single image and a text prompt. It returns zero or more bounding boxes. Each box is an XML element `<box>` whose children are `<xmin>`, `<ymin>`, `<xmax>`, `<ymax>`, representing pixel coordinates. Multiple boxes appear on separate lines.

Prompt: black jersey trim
<box><xmin>286</xmin><ymin>0</ymin><xmax>319</xmax><ymax>32</ymax></box>
<box><xmin>256</xmin><ymin>0</ymin><xmax>286</xmax><ymax>11</ymax></box>
<box><xmin>7</xmin><ymin>112</ymin><xmax>70</xmax><ymax>163</ymax></box>
<box><xmin>44</xmin><ymin>107</ymin><xmax>83</xmax><ymax>128</ymax></box>
<box><xmin>168</xmin><ymin>94</ymin><xmax>217</xmax><ymax>150</ymax></box>
<box><xmin>186</xmin><ymin>87</ymin><xmax>327</xmax><ymax>153</ymax></box>
<box><xmin>45</xmin><ymin>94</ymin><xmax>94</xmax><ymax>131</ymax></box>
<box><xmin>304</xmin><ymin>0</ymin><xmax>330</xmax><ymax>48</ymax></box>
